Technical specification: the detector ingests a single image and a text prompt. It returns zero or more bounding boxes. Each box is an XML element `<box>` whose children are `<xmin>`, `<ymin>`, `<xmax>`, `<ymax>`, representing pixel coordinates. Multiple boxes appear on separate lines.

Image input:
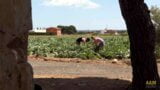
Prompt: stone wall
<box><xmin>0</xmin><ymin>0</ymin><xmax>33</xmax><ymax>90</ymax></box>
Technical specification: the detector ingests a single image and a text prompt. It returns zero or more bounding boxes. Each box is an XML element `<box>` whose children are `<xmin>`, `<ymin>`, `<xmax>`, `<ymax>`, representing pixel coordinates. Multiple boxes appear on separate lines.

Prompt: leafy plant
<box><xmin>28</xmin><ymin>35</ymin><xmax>160</xmax><ymax>59</ymax></box>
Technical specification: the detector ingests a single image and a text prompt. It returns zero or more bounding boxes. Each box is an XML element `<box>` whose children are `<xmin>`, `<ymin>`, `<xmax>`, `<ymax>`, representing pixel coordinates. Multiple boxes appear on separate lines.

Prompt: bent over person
<box><xmin>91</xmin><ymin>36</ymin><xmax>105</xmax><ymax>52</ymax></box>
<box><xmin>76</xmin><ymin>37</ymin><xmax>90</xmax><ymax>45</ymax></box>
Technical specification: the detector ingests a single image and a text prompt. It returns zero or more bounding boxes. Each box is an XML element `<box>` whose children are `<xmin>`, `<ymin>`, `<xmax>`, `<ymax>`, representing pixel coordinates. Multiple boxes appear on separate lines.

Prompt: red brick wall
<box><xmin>46</xmin><ymin>27</ymin><xmax>61</xmax><ymax>36</ymax></box>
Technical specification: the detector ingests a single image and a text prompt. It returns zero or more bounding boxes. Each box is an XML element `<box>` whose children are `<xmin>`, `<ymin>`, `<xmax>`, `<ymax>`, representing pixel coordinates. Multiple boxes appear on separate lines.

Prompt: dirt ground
<box><xmin>28</xmin><ymin>56</ymin><xmax>160</xmax><ymax>90</ymax></box>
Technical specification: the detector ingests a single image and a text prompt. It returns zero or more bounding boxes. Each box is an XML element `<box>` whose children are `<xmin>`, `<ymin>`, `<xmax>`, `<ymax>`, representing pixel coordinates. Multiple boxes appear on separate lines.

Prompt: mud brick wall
<box><xmin>0</xmin><ymin>0</ymin><xmax>33</xmax><ymax>90</ymax></box>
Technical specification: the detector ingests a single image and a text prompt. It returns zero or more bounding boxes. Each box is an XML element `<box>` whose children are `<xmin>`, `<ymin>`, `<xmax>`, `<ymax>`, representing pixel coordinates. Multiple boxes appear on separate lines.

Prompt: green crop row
<box><xmin>28</xmin><ymin>35</ymin><xmax>160</xmax><ymax>60</ymax></box>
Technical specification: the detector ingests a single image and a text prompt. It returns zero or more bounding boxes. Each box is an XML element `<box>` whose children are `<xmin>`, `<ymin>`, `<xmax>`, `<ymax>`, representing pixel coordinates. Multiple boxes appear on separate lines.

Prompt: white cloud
<box><xmin>42</xmin><ymin>0</ymin><xmax>100</xmax><ymax>9</ymax></box>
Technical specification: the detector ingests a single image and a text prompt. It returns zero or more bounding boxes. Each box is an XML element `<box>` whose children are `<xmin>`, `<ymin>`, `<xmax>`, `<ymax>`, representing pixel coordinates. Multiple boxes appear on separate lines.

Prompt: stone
<box><xmin>111</xmin><ymin>59</ymin><xmax>118</xmax><ymax>64</ymax></box>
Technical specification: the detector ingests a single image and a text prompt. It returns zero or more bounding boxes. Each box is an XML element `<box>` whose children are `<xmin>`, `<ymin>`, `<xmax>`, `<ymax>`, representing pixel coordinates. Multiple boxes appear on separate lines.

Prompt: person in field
<box><xmin>91</xmin><ymin>36</ymin><xmax>105</xmax><ymax>52</ymax></box>
<box><xmin>76</xmin><ymin>37</ymin><xmax>90</xmax><ymax>45</ymax></box>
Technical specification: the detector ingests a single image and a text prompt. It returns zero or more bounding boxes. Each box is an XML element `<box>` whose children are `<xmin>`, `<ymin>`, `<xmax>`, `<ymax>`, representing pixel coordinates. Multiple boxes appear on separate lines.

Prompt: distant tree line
<box><xmin>57</xmin><ymin>25</ymin><xmax>77</xmax><ymax>34</ymax></box>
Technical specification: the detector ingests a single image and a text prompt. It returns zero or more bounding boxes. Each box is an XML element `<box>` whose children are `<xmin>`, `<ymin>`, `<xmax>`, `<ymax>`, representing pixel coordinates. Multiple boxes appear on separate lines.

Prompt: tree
<box><xmin>57</xmin><ymin>25</ymin><xmax>77</xmax><ymax>34</ymax></box>
<box><xmin>119</xmin><ymin>0</ymin><xmax>160</xmax><ymax>90</ymax></box>
<box><xmin>69</xmin><ymin>25</ymin><xmax>77</xmax><ymax>34</ymax></box>
<box><xmin>150</xmin><ymin>6</ymin><xmax>160</xmax><ymax>44</ymax></box>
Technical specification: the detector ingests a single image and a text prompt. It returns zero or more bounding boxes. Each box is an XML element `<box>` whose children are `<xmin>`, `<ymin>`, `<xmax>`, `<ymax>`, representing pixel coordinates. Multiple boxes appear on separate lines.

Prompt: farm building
<box><xmin>46</xmin><ymin>27</ymin><xmax>62</xmax><ymax>36</ymax></box>
<box><xmin>106</xmin><ymin>30</ymin><xmax>119</xmax><ymax>35</ymax></box>
<box><xmin>29</xmin><ymin>28</ymin><xmax>46</xmax><ymax>33</ymax></box>
<box><xmin>101</xmin><ymin>29</ymin><xmax>119</xmax><ymax>35</ymax></box>
<box><xmin>29</xmin><ymin>27</ymin><xmax>62</xmax><ymax>36</ymax></box>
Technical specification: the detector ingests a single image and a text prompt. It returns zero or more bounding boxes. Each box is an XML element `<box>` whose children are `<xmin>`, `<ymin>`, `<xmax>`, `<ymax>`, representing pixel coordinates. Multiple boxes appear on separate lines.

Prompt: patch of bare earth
<box><xmin>29</xmin><ymin>56</ymin><xmax>132</xmax><ymax>90</ymax></box>
<box><xmin>28</xmin><ymin>55</ymin><xmax>131</xmax><ymax>65</ymax></box>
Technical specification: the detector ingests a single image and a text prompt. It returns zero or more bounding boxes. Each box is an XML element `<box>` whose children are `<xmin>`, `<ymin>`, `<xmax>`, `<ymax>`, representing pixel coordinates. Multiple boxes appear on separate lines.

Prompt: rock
<box><xmin>111</xmin><ymin>59</ymin><xmax>119</xmax><ymax>64</ymax></box>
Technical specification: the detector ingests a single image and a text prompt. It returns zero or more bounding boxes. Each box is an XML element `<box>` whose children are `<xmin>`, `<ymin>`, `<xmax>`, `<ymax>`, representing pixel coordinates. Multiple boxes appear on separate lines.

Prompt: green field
<box><xmin>28</xmin><ymin>35</ymin><xmax>160</xmax><ymax>60</ymax></box>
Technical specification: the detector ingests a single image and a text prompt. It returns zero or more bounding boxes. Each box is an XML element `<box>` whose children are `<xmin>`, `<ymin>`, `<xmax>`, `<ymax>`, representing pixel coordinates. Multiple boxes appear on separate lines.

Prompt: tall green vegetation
<box><xmin>57</xmin><ymin>25</ymin><xmax>77</xmax><ymax>34</ymax></box>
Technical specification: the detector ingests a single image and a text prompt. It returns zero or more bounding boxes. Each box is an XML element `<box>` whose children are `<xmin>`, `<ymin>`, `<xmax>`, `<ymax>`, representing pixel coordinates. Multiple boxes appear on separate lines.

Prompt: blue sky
<box><xmin>32</xmin><ymin>0</ymin><xmax>160</xmax><ymax>30</ymax></box>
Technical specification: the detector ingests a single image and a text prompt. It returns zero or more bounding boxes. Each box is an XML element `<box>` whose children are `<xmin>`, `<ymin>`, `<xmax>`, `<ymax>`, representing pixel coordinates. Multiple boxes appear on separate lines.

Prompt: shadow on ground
<box><xmin>34</xmin><ymin>77</ymin><xmax>131</xmax><ymax>90</ymax></box>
